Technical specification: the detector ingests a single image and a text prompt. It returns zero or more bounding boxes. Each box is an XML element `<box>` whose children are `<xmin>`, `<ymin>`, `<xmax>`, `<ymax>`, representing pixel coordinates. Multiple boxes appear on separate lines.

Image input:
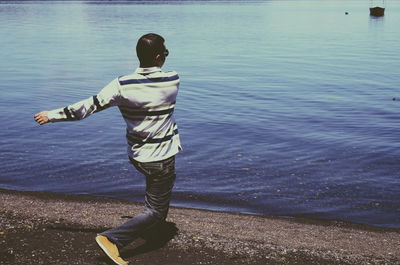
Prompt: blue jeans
<box><xmin>100</xmin><ymin>156</ymin><xmax>176</xmax><ymax>248</ymax></box>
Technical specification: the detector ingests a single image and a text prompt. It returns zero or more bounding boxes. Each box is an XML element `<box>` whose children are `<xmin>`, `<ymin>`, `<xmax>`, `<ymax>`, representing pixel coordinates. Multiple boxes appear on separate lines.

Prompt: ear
<box><xmin>154</xmin><ymin>54</ymin><xmax>164</xmax><ymax>67</ymax></box>
<box><xmin>155</xmin><ymin>54</ymin><xmax>161</xmax><ymax>62</ymax></box>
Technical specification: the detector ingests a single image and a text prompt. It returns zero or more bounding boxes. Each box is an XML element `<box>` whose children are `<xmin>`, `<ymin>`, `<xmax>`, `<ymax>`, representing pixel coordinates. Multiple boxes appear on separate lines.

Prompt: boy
<box><xmin>34</xmin><ymin>33</ymin><xmax>181</xmax><ymax>265</ymax></box>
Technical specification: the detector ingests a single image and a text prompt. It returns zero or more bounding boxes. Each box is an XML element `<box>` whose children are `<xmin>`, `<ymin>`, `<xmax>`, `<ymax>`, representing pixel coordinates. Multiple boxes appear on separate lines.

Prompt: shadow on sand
<box><xmin>96</xmin><ymin>221</ymin><xmax>179</xmax><ymax>264</ymax></box>
<box><xmin>123</xmin><ymin>221</ymin><xmax>179</xmax><ymax>257</ymax></box>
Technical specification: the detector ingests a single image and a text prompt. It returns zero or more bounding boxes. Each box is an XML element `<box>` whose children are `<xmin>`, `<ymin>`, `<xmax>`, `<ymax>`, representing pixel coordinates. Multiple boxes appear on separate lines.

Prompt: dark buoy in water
<box><xmin>345</xmin><ymin>12</ymin><xmax>349</xmax><ymax>15</ymax></box>
<box><xmin>393</xmin><ymin>97</ymin><xmax>397</xmax><ymax>101</ymax></box>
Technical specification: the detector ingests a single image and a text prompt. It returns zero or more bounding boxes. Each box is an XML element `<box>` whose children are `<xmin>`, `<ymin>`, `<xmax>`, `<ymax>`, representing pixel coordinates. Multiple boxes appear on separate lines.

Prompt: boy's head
<box><xmin>136</xmin><ymin>33</ymin><xmax>169</xmax><ymax>68</ymax></box>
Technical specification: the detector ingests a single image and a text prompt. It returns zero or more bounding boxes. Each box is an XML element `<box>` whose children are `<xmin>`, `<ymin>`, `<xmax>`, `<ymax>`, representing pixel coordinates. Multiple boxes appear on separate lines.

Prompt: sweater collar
<box><xmin>135</xmin><ymin>66</ymin><xmax>162</xmax><ymax>75</ymax></box>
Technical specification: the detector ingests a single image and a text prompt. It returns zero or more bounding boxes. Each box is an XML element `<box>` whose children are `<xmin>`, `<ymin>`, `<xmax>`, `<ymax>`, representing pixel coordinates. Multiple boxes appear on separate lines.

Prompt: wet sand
<box><xmin>1</xmin><ymin>188</ymin><xmax>399</xmax><ymax>265</ymax></box>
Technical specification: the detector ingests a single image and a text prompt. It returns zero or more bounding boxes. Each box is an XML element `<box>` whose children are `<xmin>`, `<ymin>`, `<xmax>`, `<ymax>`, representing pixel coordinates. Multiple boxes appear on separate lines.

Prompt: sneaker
<box><xmin>95</xmin><ymin>235</ymin><xmax>129</xmax><ymax>265</ymax></box>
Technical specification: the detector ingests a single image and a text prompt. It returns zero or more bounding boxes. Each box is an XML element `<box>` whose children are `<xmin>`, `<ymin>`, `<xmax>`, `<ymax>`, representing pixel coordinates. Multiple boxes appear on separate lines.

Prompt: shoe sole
<box><xmin>95</xmin><ymin>236</ymin><xmax>127</xmax><ymax>265</ymax></box>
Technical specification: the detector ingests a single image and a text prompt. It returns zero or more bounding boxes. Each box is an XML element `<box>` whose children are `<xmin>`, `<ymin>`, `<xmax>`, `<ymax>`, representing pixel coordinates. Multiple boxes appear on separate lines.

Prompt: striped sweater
<box><xmin>47</xmin><ymin>66</ymin><xmax>182</xmax><ymax>162</ymax></box>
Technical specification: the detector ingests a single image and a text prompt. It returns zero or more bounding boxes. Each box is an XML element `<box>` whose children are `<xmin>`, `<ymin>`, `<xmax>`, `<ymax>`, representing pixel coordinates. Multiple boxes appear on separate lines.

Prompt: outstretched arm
<box><xmin>33</xmin><ymin>79</ymin><xmax>120</xmax><ymax>125</ymax></box>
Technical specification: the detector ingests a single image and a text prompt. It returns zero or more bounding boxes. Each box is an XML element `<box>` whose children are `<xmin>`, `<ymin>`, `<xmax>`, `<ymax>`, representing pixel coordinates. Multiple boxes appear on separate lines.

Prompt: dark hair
<box><xmin>136</xmin><ymin>33</ymin><xmax>165</xmax><ymax>67</ymax></box>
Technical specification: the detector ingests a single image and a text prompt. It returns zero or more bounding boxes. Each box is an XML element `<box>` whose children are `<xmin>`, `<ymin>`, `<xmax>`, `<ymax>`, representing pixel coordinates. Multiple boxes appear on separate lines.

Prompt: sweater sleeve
<box><xmin>47</xmin><ymin>78</ymin><xmax>120</xmax><ymax>122</ymax></box>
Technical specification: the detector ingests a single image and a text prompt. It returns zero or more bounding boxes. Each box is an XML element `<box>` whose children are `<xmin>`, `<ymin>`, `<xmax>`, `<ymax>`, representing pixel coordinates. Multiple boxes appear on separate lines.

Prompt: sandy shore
<box><xmin>0</xmin><ymin>188</ymin><xmax>399</xmax><ymax>265</ymax></box>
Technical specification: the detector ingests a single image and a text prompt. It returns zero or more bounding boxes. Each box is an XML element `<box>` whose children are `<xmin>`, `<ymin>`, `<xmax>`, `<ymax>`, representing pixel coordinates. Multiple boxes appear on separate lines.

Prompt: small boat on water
<box><xmin>370</xmin><ymin>6</ymin><xmax>385</xmax><ymax>16</ymax></box>
<box><xmin>369</xmin><ymin>0</ymin><xmax>385</xmax><ymax>16</ymax></box>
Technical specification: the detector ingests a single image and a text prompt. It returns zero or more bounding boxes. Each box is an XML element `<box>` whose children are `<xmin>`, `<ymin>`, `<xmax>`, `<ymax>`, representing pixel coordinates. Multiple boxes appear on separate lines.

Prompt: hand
<box><xmin>34</xmin><ymin>111</ymin><xmax>50</xmax><ymax>125</ymax></box>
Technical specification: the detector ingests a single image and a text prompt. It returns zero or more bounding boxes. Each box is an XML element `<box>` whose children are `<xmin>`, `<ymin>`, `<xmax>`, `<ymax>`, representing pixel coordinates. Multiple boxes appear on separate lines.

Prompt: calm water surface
<box><xmin>1</xmin><ymin>0</ymin><xmax>399</xmax><ymax>228</ymax></box>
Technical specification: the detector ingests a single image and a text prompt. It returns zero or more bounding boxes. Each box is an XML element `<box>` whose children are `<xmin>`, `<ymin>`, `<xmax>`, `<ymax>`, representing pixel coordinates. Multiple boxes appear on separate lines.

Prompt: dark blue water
<box><xmin>1</xmin><ymin>0</ymin><xmax>399</xmax><ymax>228</ymax></box>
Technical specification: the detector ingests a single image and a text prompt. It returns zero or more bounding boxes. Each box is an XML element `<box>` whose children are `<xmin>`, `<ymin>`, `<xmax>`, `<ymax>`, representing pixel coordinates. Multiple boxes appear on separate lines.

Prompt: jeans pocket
<box><xmin>131</xmin><ymin>156</ymin><xmax>175</xmax><ymax>178</ymax></box>
<box><xmin>136</xmin><ymin>162</ymin><xmax>163</xmax><ymax>176</ymax></box>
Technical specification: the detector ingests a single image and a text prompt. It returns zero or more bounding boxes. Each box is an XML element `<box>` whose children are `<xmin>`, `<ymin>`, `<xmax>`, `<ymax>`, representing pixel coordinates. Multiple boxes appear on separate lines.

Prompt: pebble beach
<box><xmin>1</xmin><ymin>188</ymin><xmax>399</xmax><ymax>265</ymax></box>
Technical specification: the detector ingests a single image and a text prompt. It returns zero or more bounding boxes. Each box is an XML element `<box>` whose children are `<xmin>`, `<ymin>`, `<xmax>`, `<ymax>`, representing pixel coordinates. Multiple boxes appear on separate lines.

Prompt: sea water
<box><xmin>0</xmin><ymin>0</ymin><xmax>399</xmax><ymax>228</ymax></box>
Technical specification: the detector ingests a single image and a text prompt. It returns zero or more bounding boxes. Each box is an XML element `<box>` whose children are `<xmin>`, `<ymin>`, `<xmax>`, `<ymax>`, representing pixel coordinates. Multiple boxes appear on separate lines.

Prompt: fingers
<box><xmin>34</xmin><ymin>111</ymin><xmax>49</xmax><ymax>125</ymax></box>
<box><xmin>36</xmin><ymin>118</ymin><xmax>47</xmax><ymax>125</ymax></box>
<box><xmin>34</xmin><ymin>115</ymin><xmax>46</xmax><ymax>125</ymax></box>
